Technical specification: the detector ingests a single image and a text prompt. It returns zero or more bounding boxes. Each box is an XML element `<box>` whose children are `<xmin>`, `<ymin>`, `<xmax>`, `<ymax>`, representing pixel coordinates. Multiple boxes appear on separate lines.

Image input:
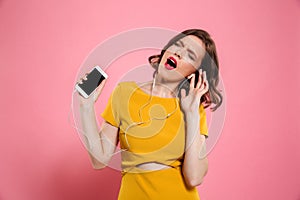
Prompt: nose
<box><xmin>174</xmin><ymin>51</ymin><xmax>182</xmax><ymax>59</ymax></box>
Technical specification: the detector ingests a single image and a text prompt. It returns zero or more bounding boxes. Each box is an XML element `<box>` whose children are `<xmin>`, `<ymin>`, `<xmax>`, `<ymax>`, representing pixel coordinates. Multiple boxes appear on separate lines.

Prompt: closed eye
<box><xmin>187</xmin><ymin>49</ymin><xmax>197</xmax><ymax>61</ymax></box>
<box><xmin>188</xmin><ymin>53</ymin><xmax>196</xmax><ymax>61</ymax></box>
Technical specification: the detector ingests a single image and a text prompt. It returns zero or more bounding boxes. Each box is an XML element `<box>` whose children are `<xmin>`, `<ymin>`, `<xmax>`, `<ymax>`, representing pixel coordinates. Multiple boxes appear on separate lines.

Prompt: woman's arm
<box><xmin>182</xmin><ymin>112</ymin><xmax>208</xmax><ymax>188</ymax></box>
<box><xmin>76</xmin><ymin>77</ymin><xmax>119</xmax><ymax>169</ymax></box>
<box><xmin>180</xmin><ymin>70</ymin><xmax>209</xmax><ymax>188</ymax></box>
<box><xmin>80</xmin><ymin>104</ymin><xmax>119</xmax><ymax>169</ymax></box>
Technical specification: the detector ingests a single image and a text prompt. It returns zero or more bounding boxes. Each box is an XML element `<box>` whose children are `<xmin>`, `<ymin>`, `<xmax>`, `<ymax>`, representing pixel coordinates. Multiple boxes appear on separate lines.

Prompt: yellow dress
<box><xmin>101</xmin><ymin>81</ymin><xmax>208</xmax><ymax>200</ymax></box>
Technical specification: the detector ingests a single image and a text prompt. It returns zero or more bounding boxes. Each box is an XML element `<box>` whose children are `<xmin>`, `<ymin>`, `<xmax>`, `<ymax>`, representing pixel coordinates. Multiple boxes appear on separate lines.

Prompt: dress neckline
<box><xmin>131</xmin><ymin>81</ymin><xmax>179</xmax><ymax>101</ymax></box>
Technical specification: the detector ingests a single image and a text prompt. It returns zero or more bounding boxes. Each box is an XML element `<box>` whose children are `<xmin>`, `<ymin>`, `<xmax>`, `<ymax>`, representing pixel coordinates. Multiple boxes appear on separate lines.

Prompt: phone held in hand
<box><xmin>75</xmin><ymin>65</ymin><xmax>108</xmax><ymax>98</ymax></box>
<box><xmin>187</xmin><ymin>70</ymin><xmax>200</xmax><ymax>88</ymax></box>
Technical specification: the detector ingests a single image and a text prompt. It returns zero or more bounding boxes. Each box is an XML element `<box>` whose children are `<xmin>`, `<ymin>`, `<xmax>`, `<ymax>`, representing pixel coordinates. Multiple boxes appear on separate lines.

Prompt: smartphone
<box><xmin>75</xmin><ymin>66</ymin><xmax>108</xmax><ymax>98</ymax></box>
<box><xmin>187</xmin><ymin>70</ymin><xmax>200</xmax><ymax>88</ymax></box>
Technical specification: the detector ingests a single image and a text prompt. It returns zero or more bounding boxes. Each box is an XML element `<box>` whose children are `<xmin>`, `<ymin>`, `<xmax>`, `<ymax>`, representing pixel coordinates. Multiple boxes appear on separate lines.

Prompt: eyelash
<box><xmin>174</xmin><ymin>42</ymin><xmax>195</xmax><ymax>61</ymax></box>
<box><xmin>188</xmin><ymin>54</ymin><xmax>195</xmax><ymax>61</ymax></box>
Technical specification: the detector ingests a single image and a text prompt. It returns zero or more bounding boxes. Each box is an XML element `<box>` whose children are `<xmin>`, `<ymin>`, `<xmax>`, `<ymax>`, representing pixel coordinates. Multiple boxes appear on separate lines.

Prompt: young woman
<box><xmin>77</xmin><ymin>29</ymin><xmax>223</xmax><ymax>199</ymax></box>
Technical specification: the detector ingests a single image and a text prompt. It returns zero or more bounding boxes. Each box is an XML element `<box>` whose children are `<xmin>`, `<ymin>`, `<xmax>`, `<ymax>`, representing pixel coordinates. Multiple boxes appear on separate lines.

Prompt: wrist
<box><xmin>184</xmin><ymin>111</ymin><xmax>200</xmax><ymax>120</ymax></box>
<box><xmin>184</xmin><ymin>113</ymin><xmax>200</xmax><ymax>131</ymax></box>
<box><xmin>80</xmin><ymin>103</ymin><xmax>95</xmax><ymax>113</ymax></box>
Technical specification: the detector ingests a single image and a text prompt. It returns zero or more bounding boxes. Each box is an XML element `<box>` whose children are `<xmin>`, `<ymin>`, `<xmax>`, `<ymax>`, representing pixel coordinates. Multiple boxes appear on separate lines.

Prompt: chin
<box><xmin>157</xmin><ymin>67</ymin><xmax>185</xmax><ymax>83</ymax></box>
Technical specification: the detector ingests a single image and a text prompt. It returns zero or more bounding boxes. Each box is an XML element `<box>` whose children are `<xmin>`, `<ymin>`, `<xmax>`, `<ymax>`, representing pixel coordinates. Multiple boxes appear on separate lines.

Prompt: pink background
<box><xmin>0</xmin><ymin>0</ymin><xmax>299</xmax><ymax>199</ymax></box>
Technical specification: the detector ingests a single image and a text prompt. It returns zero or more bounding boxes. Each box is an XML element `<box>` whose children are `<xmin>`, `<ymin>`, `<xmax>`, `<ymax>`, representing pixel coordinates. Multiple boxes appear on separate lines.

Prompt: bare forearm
<box><xmin>79</xmin><ymin>105</ymin><xmax>111</xmax><ymax>167</ymax></box>
<box><xmin>80</xmin><ymin>105</ymin><xmax>100</xmax><ymax>146</ymax></box>
<box><xmin>182</xmin><ymin>113</ymin><xmax>208</xmax><ymax>188</ymax></box>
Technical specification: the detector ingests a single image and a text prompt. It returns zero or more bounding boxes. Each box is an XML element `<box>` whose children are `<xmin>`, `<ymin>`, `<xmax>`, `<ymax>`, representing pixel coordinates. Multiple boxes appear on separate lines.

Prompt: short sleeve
<box><xmin>199</xmin><ymin>104</ymin><xmax>209</xmax><ymax>138</ymax></box>
<box><xmin>100</xmin><ymin>84</ymin><xmax>121</xmax><ymax>128</ymax></box>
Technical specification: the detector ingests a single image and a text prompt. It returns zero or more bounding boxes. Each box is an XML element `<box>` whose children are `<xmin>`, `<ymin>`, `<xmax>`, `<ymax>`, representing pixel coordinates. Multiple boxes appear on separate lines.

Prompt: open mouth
<box><xmin>164</xmin><ymin>56</ymin><xmax>177</xmax><ymax>70</ymax></box>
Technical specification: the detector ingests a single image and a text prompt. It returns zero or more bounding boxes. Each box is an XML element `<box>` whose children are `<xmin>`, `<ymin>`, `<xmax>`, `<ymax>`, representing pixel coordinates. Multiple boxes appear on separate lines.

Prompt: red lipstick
<box><xmin>164</xmin><ymin>56</ymin><xmax>178</xmax><ymax>70</ymax></box>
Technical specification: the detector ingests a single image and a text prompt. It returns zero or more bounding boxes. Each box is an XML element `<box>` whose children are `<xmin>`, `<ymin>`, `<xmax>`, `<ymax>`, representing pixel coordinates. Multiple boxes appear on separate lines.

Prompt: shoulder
<box><xmin>116</xmin><ymin>81</ymin><xmax>136</xmax><ymax>88</ymax></box>
<box><xmin>111</xmin><ymin>81</ymin><xmax>137</xmax><ymax>96</ymax></box>
<box><xmin>114</xmin><ymin>81</ymin><xmax>137</xmax><ymax>92</ymax></box>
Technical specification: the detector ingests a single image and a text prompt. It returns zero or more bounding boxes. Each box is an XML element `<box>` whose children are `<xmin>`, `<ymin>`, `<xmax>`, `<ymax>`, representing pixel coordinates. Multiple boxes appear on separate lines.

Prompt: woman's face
<box><xmin>158</xmin><ymin>35</ymin><xmax>206</xmax><ymax>82</ymax></box>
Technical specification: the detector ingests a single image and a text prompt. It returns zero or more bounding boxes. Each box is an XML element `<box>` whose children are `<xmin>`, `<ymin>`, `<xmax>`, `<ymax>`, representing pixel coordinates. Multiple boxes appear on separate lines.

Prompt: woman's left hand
<box><xmin>180</xmin><ymin>69</ymin><xmax>209</xmax><ymax>114</ymax></box>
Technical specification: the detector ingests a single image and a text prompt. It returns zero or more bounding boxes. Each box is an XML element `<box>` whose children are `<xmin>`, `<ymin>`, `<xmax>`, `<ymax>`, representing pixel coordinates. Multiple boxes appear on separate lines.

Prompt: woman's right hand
<box><xmin>76</xmin><ymin>72</ymin><xmax>107</xmax><ymax>107</ymax></box>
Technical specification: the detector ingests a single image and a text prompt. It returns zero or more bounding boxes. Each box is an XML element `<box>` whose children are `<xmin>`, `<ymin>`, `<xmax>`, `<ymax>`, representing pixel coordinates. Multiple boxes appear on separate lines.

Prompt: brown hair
<box><xmin>148</xmin><ymin>29</ymin><xmax>223</xmax><ymax>112</ymax></box>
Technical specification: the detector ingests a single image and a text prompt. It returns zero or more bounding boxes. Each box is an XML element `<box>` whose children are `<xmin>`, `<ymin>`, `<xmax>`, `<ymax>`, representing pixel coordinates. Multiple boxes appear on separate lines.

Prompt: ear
<box><xmin>148</xmin><ymin>54</ymin><xmax>161</xmax><ymax>69</ymax></box>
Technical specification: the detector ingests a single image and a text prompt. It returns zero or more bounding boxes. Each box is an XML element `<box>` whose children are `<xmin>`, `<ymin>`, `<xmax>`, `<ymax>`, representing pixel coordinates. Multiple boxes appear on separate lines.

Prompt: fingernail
<box><xmin>188</xmin><ymin>74</ymin><xmax>194</xmax><ymax>79</ymax></box>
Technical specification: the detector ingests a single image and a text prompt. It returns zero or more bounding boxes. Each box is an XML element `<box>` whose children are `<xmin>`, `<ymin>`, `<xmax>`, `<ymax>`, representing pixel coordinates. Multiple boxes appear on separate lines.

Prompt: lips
<box><xmin>164</xmin><ymin>56</ymin><xmax>177</xmax><ymax>70</ymax></box>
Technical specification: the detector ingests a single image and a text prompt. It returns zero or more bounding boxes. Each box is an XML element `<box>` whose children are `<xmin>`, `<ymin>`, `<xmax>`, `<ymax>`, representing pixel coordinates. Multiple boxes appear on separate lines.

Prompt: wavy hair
<box><xmin>148</xmin><ymin>29</ymin><xmax>223</xmax><ymax>111</ymax></box>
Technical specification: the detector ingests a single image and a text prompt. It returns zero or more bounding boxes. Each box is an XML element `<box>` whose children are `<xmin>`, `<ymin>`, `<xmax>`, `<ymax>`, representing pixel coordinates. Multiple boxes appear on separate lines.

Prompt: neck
<box><xmin>152</xmin><ymin>73</ymin><xmax>181</xmax><ymax>98</ymax></box>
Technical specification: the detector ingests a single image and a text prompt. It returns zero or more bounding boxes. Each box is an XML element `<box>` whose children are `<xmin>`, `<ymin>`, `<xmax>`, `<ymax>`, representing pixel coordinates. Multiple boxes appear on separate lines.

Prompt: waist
<box><xmin>121</xmin><ymin>159</ymin><xmax>182</xmax><ymax>175</ymax></box>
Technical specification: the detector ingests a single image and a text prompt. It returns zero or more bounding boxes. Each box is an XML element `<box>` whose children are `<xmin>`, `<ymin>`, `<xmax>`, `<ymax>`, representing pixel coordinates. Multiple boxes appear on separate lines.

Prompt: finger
<box><xmin>99</xmin><ymin>79</ymin><xmax>107</xmax><ymax>90</ymax></box>
<box><xmin>205</xmin><ymin>79</ymin><xmax>209</xmax><ymax>90</ymax></box>
<box><xmin>180</xmin><ymin>88</ymin><xmax>186</xmax><ymax>98</ymax></box>
<box><xmin>200</xmin><ymin>69</ymin><xmax>204</xmax><ymax>85</ymax></box>
<box><xmin>95</xmin><ymin>79</ymin><xmax>106</xmax><ymax>94</ymax></box>
<box><xmin>189</xmin><ymin>73</ymin><xmax>195</xmax><ymax>90</ymax></box>
<box><xmin>79</xmin><ymin>76</ymin><xmax>86</xmax><ymax>84</ymax></box>
<box><xmin>196</xmin><ymin>89</ymin><xmax>203</xmax><ymax>99</ymax></box>
<box><xmin>95</xmin><ymin>79</ymin><xmax>107</xmax><ymax>101</ymax></box>
<box><xmin>196</xmin><ymin>69</ymin><xmax>203</xmax><ymax>89</ymax></box>
<box><xmin>78</xmin><ymin>74</ymin><xmax>87</xmax><ymax>84</ymax></box>
<box><xmin>83</xmin><ymin>72</ymin><xmax>89</xmax><ymax>80</ymax></box>
<box><xmin>200</xmin><ymin>80</ymin><xmax>209</xmax><ymax>94</ymax></box>
<box><xmin>78</xmin><ymin>79</ymin><xmax>83</xmax><ymax>84</ymax></box>
<box><xmin>200</xmin><ymin>71</ymin><xmax>207</xmax><ymax>90</ymax></box>
<box><xmin>203</xmin><ymin>71</ymin><xmax>208</xmax><ymax>89</ymax></box>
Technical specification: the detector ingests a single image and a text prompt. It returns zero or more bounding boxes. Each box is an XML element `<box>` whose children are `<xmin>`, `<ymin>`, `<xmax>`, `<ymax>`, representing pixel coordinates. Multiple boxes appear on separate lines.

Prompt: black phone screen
<box><xmin>79</xmin><ymin>68</ymin><xmax>106</xmax><ymax>96</ymax></box>
<box><xmin>187</xmin><ymin>70</ymin><xmax>200</xmax><ymax>88</ymax></box>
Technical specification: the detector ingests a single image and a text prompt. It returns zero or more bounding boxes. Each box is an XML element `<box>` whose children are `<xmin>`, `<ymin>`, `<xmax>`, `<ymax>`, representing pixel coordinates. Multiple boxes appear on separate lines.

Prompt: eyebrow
<box><xmin>178</xmin><ymin>40</ymin><xmax>184</xmax><ymax>46</ymax></box>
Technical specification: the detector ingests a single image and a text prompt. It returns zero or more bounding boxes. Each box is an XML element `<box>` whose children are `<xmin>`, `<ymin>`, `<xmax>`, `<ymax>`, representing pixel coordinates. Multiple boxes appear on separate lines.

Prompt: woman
<box><xmin>77</xmin><ymin>29</ymin><xmax>223</xmax><ymax>199</ymax></box>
